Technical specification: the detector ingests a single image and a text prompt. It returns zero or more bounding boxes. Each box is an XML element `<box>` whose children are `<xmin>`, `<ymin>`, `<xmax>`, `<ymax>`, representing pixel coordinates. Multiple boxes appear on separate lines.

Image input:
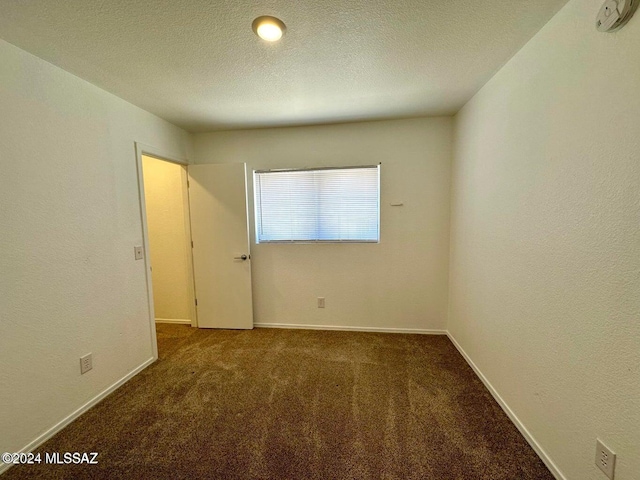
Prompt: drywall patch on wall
<box><xmin>449</xmin><ymin>0</ymin><xmax>640</xmax><ymax>478</ymax></box>
<box><xmin>0</xmin><ymin>39</ymin><xmax>191</xmax><ymax>460</ymax></box>
<box><xmin>142</xmin><ymin>156</ymin><xmax>193</xmax><ymax>322</ymax></box>
<box><xmin>193</xmin><ymin>118</ymin><xmax>453</xmax><ymax>331</ymax></box>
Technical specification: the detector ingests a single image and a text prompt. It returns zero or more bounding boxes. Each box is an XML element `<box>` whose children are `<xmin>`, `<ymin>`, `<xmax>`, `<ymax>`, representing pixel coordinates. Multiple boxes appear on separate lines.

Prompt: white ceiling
<box><xmin>0</xmin><ymin>0</ymin><xmax>568</xmax><ymax>132</ymax></box>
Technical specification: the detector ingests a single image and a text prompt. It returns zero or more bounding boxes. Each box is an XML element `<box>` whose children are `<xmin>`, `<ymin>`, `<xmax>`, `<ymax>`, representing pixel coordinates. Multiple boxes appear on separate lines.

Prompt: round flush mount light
<box><xmin>252</xmin><ymin>16</ymin><xmax>286</xmax><ymax>42</ymax></box>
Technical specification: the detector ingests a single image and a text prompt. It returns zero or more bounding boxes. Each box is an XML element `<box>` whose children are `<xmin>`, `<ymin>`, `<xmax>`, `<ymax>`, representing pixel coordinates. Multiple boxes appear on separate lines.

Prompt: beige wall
<box><xmin>449</xmin><ymin>0</ymin><xmax>640</xmax><ymax>479</ymax></box>
<box><xmin>0</xmin><ymin>39</ymin><xmax>191</xmax><ymax>465</ymax></box>
<box><xmin>193</xmin><ymin>118</ymin><xmax>452</xmax><ymax>332</ymax></box>
<box><xmin>142</xmin><ymin>156</ymin><xmax>193</xmax><ymax>323</ymax></box>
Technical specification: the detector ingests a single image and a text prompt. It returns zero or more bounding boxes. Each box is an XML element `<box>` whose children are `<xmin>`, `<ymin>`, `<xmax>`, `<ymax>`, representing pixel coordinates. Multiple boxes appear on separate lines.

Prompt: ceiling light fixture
<box><xmin>252</xmin><ymin>16</ymin><xmax>286</xmax><ymax>42</ymax></box>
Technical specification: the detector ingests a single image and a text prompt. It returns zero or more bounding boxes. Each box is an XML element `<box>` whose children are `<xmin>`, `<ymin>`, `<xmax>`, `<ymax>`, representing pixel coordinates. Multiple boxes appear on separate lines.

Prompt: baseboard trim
<box><xmin>255</xmin><ymin>322</ymin><xmax>447</xmax><ymax>335</ymax></box>
<box><xmin>446</xmin><ymin>332</ymin><xmax>566</xmax><ymax>480</ymax></box>
<box><xmin>155</xmin><ymin>318</ymin><xmax>192</xmax><ymax>325</ymax></box>
<box><xmin>0</xmin><ymin>357</ymin><xmax>156</xmax><ymax>475</ymax></box>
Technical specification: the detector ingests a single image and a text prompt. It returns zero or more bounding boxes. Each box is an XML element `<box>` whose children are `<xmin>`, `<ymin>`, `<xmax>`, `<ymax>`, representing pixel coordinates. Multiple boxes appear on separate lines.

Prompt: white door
<box><xmin>188</xmin><ymin>163</ymin><xmax>253</xmax><ymax>329</ymax></box>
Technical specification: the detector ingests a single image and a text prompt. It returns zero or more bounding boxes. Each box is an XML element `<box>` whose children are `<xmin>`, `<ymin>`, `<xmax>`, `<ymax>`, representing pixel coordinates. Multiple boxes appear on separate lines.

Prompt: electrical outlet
<box><xmin>317</xmin><ymin>297</ymin><xmax>325</xmax><ymax>308</ymax></box>
<box><xmin>595</xmin><ymin>439</ymin><xmax>616</xmax><ymax>479</ymax></box>
<box><xmin>80</xmin><ymin>353</ymin><xmax>93</xmax><ymax>375</ymax></box>
<box><xmin>134</xmin><ymin>245</ymin><xmax>144</xmax><ymax>260</ymax></box>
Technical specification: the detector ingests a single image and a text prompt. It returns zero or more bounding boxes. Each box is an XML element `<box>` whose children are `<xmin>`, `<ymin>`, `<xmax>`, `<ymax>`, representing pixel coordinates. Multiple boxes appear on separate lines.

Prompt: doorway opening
<box><xmin>141</xmin><ymin>155</ymin><xmax>196</xmax><ymax>326</ymax></box>
<box><xmin>135</xmin><ymin>142</ymin><xmax>255</xmax><ymax>359</ymax></box>
<box><xmin>139</xmin><ymin>152</ymin><xmax>197</xmax><ymax>359</ymax></box>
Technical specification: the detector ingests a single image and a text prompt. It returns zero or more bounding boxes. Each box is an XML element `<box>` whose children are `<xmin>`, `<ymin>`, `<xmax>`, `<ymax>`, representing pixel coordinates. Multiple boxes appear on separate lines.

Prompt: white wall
<box><xmin>449</xmin><ymin>0</ymin><xmax>640</xmax><ymax>478</ymax></box>
<box><xmin>0</xmin><ymin>39</ymin><xmax>191</xmax><ymax>465</ymax></box>
<box><xmin>193</xmin><ymin>118</ymin><xmax>452</xmax><ymax>332</ymax></box>
<box><xmin>142</xmin><ymin>156</ymin><xmax>193</xmax><ymax>323</ymax></box>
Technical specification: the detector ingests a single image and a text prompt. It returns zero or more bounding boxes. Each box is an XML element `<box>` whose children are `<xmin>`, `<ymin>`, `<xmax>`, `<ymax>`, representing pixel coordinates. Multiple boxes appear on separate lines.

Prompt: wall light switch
<box><xmin>317</xmin><ymin>297</ymin><xmax>325</xmax><ymax>308</ymax></box>
<box><xmin>134</xmin><ymin>245</ymin><xmax>144</xmax><ymax>260</ymax></box>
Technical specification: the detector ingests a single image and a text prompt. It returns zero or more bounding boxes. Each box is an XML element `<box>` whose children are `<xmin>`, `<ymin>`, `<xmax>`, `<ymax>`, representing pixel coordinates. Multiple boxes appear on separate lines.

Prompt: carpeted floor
<box><xmin>4</xmin><ymin>324</ymin><xmax>554</xmax><ymax>479</ymax></box>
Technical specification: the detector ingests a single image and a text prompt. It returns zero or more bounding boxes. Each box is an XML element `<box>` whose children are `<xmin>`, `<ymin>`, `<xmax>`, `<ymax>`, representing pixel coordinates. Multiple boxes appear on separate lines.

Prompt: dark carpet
<box><xmin>4</xmin><ymin>324</ymin><xmax>553</xmax><ymax>479</ymax></box>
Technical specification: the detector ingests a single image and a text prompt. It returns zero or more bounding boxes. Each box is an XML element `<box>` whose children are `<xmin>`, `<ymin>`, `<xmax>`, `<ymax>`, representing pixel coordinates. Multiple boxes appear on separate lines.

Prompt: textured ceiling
<box><xmin>0</xmin><ymin>0</ymin><xmax>568</xmax><ymax>131</ymax></box>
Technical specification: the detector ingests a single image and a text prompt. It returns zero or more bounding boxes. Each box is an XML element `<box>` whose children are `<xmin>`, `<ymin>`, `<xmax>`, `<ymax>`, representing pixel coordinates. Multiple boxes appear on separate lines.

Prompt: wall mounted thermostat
<box><xmin>596</xmin><ymin>0</ymin><xmax>636</xmax><ymax>32</ymax></box>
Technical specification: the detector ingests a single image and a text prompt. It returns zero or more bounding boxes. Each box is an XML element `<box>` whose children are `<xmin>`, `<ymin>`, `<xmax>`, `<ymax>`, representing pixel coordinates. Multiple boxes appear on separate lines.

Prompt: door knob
<box><xmin>234</xmin><ymin>254</ymin><xmax>248</xmax><ymax>260</ymax></box>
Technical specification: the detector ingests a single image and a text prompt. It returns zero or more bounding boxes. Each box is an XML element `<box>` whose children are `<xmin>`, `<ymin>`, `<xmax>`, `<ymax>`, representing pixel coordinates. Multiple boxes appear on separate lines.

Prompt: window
<box><xmin>254</xmin><ymin>165</ymin><xmax>380</xmax><ymax>243</ymax></box>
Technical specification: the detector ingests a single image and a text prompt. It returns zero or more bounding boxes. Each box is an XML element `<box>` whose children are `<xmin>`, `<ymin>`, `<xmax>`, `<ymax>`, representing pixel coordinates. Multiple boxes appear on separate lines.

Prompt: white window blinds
<box><xmin>254</xmin><ymin>165</ymin><xmax>380</xmax><ymax>243</ymax></box>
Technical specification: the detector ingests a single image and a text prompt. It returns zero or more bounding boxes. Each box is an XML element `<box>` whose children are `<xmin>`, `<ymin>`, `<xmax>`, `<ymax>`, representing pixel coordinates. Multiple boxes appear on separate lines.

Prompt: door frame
<box><xmin>134</xmin><ymin>142</ymin><xmax>197</xmax><ymax>360</ymax></box>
